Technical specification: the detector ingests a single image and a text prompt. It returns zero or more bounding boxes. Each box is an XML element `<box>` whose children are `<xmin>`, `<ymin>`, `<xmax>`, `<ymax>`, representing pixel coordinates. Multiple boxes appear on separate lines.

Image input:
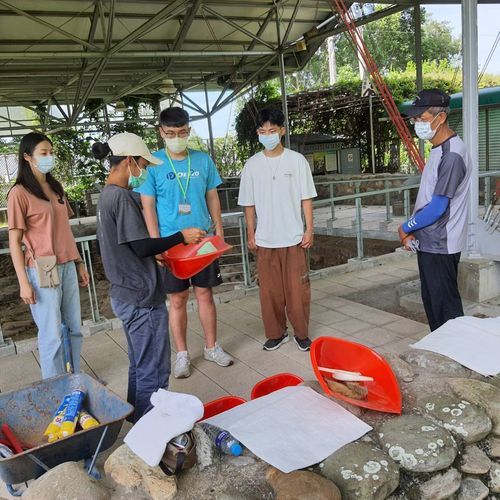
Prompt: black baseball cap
<box><xmin>405</xmin><ymin>89</ymin><xmax>451</xmax><ymax>118</ymax></box>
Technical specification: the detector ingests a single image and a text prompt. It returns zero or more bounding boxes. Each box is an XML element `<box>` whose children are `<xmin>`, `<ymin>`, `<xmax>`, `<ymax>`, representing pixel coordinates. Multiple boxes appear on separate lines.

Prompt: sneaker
<box><xmin>174</xmin><ymin>351</ymin><xmax>191</xmax><ymax>378</ymax></box>
<box><xmin>204</xmin><ymin>343</ymin><xmax>234</xmax><ymax>367</ymax></box>
<box><xmin>293</xmin><ymin>336</ymin><xmax>311</xmax><ymax>352</ymax></box>
<box><xmin>263</xmin><ymin>333</ymin><xmax>289</xmax><ymax>351</ymax></box>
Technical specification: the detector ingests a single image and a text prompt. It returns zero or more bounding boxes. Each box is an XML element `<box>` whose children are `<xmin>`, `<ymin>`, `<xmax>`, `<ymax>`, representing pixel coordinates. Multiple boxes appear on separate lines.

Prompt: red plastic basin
<box><xmin>201</xmin><ymin>396</ymin><xmax>247</xmax><ymax>421</ymax></box>
<box><xmin>161</xmin><ymin>235</ymin><xmax>232</xmax><ymax>279</ymax></box>
<box><xmin>251</xmin><ymin>373</ymin><xmax>304</xmax><ymax>400</ymax></box>
<box><xmin>310</xmin><ymin>336</ymin><xmax>402</xmax><ymax>414</ymax></box>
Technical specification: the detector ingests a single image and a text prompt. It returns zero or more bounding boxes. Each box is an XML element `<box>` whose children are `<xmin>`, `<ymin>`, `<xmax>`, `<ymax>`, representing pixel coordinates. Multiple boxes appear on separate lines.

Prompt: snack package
<box><xmin>78</xmin><ymin>410</ymin><xmax>99</xmax><ymax>430</ymax></box>
<box><xmin>44</xmin><ymin>395</ymin><xmax>72</xmax><ymax>442</ymax></box>
<box><xmin>59</xmin><ymin>390</ymin><xmax>85</xmax><ymax>438</ymax></box>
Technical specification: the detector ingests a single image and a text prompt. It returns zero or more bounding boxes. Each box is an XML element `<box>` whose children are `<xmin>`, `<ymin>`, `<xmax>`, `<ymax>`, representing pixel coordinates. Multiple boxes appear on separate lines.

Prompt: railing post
<box><xmin>238</xmin><ymin>215</ymin><xmax>252</xmax><ymax>287</ymax></box>
<box><xmin>355</xmin><ymin>196</ymin><xmax>364</xmax><ymax>259</ymax></box>
<box><xmin>403</xmin><ymin>189</ymin><xmax>411</xmax><ymax>219</ymax></box>
<box><xmin>80</xmin><ymin>240</ymin><xmax>101</xmax><ymax>323</ymax></box>
<box><xmin>225</xmin><ymin>189</ymin><xmax>230</xmax><ymax>212</ymax></box>
<box><xmin>384</xmin><ymin>180</ymin><xmax>391</xmax><ymax>222</ymax></box>
<box><xmin>329</xmin><ymin>182</ymin><xmax>336</xmax><ymax>221</ymax></box>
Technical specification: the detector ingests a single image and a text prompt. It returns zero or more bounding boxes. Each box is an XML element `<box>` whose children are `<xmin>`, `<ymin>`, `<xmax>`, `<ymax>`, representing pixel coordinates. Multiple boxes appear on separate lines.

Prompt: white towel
<box><xmin>124</xmin><ymin>389</ymin><xmax>204</xmax><ymax>466</ymax></box>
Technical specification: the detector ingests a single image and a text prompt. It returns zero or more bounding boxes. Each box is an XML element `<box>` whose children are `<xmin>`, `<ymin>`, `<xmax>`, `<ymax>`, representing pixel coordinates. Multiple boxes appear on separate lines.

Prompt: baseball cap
<box><xmin>107</xmin><ymin>132</ymin><xmax>162</xmax><ymax>165</ymax></box>
<box><xmin>405</xmin><ymin>89</ymin><xmax>451</xmax><ymax>118</ymax></box>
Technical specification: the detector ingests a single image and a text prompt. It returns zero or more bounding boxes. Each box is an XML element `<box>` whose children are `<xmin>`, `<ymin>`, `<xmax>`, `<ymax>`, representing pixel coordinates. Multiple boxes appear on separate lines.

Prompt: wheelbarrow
<box><xmin>0</xmin><ymin>373</ymin><xmax>133</xmax><ymax>496</ymax></box>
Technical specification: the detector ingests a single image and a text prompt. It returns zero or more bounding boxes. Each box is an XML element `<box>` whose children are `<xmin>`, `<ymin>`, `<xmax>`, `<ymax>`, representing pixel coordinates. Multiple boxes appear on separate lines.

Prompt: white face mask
<box><xmin>164</xmin><ymin>137</ymin><xmax>188</xmax><ymax>154</ymax></box>
<box><xmin>414</xmin><ymin>114</ymin><xmax>440</xmax><ymax>141</ymax></box>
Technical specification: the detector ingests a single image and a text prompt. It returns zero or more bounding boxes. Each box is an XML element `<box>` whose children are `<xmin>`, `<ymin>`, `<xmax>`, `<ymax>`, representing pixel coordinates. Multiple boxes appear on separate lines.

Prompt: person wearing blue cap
<box><xmin>398</xmin><ymin>89</ymin><xmax>472</xmax><ymax>331</ymax></box>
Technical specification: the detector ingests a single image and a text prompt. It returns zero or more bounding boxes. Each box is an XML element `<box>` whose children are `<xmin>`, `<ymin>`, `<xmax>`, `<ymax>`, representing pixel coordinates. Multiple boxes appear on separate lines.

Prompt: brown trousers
<box><xmin>257</xmin><ymin>245</ymin><xmax>311</xmax><ymax>340</ymax></box>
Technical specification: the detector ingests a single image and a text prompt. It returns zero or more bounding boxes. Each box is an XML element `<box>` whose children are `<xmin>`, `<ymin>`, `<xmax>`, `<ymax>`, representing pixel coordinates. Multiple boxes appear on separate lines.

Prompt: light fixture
<box><xmin>115</xmin><ymin>100</ymin><xmax>127</xmax><ymax>113</ymax></box>
<box><xmin>158</xmin><ymin>78</ymin><xmax>177</xmax><ymax>95</ymax></box>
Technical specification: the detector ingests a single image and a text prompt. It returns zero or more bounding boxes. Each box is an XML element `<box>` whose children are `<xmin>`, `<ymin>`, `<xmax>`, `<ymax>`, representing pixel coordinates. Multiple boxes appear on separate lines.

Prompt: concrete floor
<box><xmin>0</xmin><ymin>252</ymin><xmax>429</xmax><ymax>498</ymax></box>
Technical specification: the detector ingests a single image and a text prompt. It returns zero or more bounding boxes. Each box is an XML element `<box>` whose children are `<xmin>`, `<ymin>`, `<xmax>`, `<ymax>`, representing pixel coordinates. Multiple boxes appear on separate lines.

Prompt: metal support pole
<box><xmin>355</xmin><ymin>197</ymin><xmax>364</xmax><ymax>259</ymax></box>
<box><xmin>276</xmin><ymin>14</ymin><xmax>290</xmax><ymax>149</ymax></box>
<box><xmin>329</xmin><ymin>183</ymin><xmax>336</xmax><ymax>221</ymax></box>
<box><xmin>81</xmin><ymin>240</ymin><xmax>101</xmax><ymax>323</ymax></box>
<box><xmin>204</xmin><ymin>80</ymin><xmax>215</xmax><ymax>158</ymax></box>
<box><xmin>238</xmin><ymin>215</ymin><xmax>252</xmax><ymax>287</ymax></box>
<box><xmin>414</xmin><ymin>5</ymin><xmax>425</xmax><ymax>160</ymax></box>
<box><xmin>385</xmin><ymin>180</ymin><xmax>391</xmax><ymax>222</ymax></box>
<box><xmin>369</xmin><ymin>94</ymin><xmax>376</xmax><ymax>174</ymax></box>
<box><xmin>462</xmin><ymin>0</ymin><xmax>479</xmax><ymax>254</ymax></box>
<box><xmin>485</xmin><ymin>176</ymin><xmax>491</xmax><ymax>211</ymax></box>
<box><xmin>403</xmin><ymin>189</ymin><xmax>410</xmax><ymax>219</ymax></box>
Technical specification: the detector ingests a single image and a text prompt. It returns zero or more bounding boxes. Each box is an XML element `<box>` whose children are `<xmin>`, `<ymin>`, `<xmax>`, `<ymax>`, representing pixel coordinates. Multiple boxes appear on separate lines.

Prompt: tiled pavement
<box><xmin>0</xmin><ymin>254</ymin><xmax>427</xmax><ymax>401</ymax></box>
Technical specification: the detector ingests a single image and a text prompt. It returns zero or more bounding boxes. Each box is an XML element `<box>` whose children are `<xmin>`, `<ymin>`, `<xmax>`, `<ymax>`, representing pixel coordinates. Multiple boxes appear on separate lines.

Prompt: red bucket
<box><xmin>201</xmin><ymin>396</ymin><xmax>247</xmax><ymax>421</ymax></box>
<box><xmin>250</xmin><ymin>373</ymin><xmax>304</xmax><ymax>400</ymax></box>
<box><xmin>310</xmin><ymin>336</ymin><xmax>402</xmax><ymax>414</ymax></box>
<box><xmin>161</xmin><ymin>235</ymin><xmax>232</xmax><ymax>279</ymax></box>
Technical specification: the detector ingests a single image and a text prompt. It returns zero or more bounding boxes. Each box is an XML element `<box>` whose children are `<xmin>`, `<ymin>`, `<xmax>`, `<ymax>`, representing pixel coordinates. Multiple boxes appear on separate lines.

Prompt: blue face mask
<box><xmin>414</xmin><ymin>114</ymin><xmax>440</xmax><ymax>141</ymax></box>
<box><xmin>35</xmin><ymin>155</ymin><xmax>55</xmax><ymax>174</ymax></box>
<box><xmin>259</xmin><ymin>133</ymin><xmax>281</xmax><ymax>151</ymax></box>
<box><xmin>128</xmin><ymin>160</ymin><xmax>148</xmax><ymax>189</ymax></box>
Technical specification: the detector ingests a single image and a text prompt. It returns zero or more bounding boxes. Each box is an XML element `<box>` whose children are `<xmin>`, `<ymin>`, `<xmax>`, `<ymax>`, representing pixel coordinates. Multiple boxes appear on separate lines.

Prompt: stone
<box><xmin>104</xmin><ymin>444</ymin><xmax>177</xmax><ymax>500</ymax></box>
<box><xmin>266</xmin><ymin>467</ymin><xmax>341</xmax><ymax>500</ymax></box>
<box><xmin>418</xmin><ymin>395</ymin><xmax>492</xmax><ymax>443</ymax></box>
<box><xmin>401</xmin><ymin>350</ymin><xmax>471</xmax><ymax>377</ymax></box>
<box><xmin>192</xmin><ymin>424</ymin><xmax>214</xmax><ymax>470</ymax></box>
<box><xmin>460</xmin><ymin>445</ymin><xmax>491</xmax><ymax>474</ymax></box>
<box><xmin>486</xmin><ymin>436</ymin><xmax>500</xmax><ymax>458</ymax></box>
<box><xmin>321</xmin><ymin>442</ymin><xmax>399</xmax><ymax>500</ymax></box>
<box><xmin>447</xmin><ymin>378</ymin><xmax>500</xmax><ymax>436</ymax></box>
<box><xmin>419</xmin><ymin>467</ymin><xmax>461</xmax><ymax>500</ymax></box>
<box><xmin>24</xmin><ymin>461</ymin><xmax>110</xmax><ymax>500</ymax></box>
<box><xmin>377</xmin><ymin>415</ymin><xmax>457</xmax><ymax>472</ymax></box>
<box><xmin>457</xmin><ymin>478</ymin><xmax>489</xmax><ymax>500</ymax></box>
<box><xmin>488</xmin><ymin>462</ymin><xmax>500</xmax><ymax>493</ymax></box>
<box><xmin>382</xmin><ymin>353</ymin><xmax>416</xmax><ymax>383</ymax></box>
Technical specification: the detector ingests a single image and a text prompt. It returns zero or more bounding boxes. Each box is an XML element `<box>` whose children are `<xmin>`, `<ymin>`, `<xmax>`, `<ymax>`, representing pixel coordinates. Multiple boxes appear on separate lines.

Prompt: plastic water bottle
<box><xmin>200</xmin><ymin>423</ymin><xmax>242</xmax><ymax>456</ymax></box>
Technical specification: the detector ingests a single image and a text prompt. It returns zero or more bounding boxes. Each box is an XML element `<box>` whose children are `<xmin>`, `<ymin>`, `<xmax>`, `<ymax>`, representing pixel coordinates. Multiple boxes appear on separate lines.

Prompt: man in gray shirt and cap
<box><xmin>398</xmin><ymin>89</ymin><xmax>472</xmax><ymax>331</ymax></box>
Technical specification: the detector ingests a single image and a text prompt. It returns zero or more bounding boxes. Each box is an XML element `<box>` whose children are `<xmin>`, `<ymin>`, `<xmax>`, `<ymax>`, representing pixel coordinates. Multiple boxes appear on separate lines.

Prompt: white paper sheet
<box><xmin>204</xmin><ymin>386</ymin><xmax>372</xmax><ymax>473</ymax></box>
<box><xmin>411</xmin><ymin>316</ymin><xmax>500</xmax><ymax>376</ymax></box>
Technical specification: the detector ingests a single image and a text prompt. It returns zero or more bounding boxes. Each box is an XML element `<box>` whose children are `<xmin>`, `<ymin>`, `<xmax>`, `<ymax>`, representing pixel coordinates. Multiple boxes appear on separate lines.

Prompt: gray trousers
<box><xmin>111</xmin><ymin>298</ymin><xmax>171</xmax><ymax>422</ymax></box>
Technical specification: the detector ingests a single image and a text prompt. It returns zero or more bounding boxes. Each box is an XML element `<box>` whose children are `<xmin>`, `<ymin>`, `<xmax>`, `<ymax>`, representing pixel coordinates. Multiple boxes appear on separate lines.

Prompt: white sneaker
<box><xmin>174</xmin><ymin>351</ymin><xmax>191</xmax><ymax>379</ymax></box>
<box><xmin>203</xmin><ymin>343</ymin><xmax>234</xmax><ymax>367</ymax></box>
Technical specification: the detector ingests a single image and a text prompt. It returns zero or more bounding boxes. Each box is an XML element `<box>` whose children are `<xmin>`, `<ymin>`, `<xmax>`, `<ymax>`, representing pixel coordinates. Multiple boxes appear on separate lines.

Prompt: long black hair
<box><xmin>11</xmin><ymin>132</ymin><xmax>64</xmax><ymax>202</ymax></box>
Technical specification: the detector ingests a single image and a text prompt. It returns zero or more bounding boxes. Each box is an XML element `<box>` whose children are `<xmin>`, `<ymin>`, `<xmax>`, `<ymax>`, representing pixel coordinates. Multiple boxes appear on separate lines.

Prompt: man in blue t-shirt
<box><xmin>136</xmin><ymin>107</ymin><xmax>233</xmax><ymax>378</ymax></box>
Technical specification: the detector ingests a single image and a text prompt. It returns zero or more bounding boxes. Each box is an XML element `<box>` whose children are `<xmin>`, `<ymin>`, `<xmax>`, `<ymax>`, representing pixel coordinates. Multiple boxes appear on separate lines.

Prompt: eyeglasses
<box><xmin>409</xmin><ymin>113</ymin><xmax>441</xmax><ymax>125</ymax></box>
<box><xmin>161</xmin><ymin>127</ymin><xmax>189</xmax><ymax>139</ymax></box>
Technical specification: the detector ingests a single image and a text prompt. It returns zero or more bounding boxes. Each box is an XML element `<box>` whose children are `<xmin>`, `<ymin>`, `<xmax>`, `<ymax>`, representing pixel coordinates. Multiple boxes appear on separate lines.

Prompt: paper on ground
<box><xmin>203</xmin><ymin>386</ymin><xmax>372</xmax><ymax>473</ymax></box>
<box><xmin>411</xmin><ymin>316</ymin><xmax>500</xmax><ymax>376</ymax></box>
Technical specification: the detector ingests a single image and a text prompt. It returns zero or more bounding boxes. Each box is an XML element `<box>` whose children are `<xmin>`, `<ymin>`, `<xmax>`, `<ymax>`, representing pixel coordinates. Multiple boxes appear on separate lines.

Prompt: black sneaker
<box><xmin>294</xmin><ymin>336</ymin><xmax>311</xmax><ymax>352</ymax></box>
<box><xmin>263</xmin><ymin>333</ymin><xmax>289</xmax><ymax>351</ymax></box>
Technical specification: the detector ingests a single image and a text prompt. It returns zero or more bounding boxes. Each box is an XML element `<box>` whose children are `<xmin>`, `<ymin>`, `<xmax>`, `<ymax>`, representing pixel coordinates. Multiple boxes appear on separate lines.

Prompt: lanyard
<box><xmin>166</xmin><ymin>150</ymin><xmax>191</xmax><ymax>200</ymax></box>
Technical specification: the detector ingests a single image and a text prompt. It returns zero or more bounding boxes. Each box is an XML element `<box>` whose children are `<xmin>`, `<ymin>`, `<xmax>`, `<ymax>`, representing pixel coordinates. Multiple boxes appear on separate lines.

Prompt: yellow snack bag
<box><xmin>44</xmin><ymin>395</ymin><xmax>71</xmax><ymax>442</ymax></box>
<box><xmin>58</xmin><ymin>390</ymin><xmax>85</xmax><ymax>438</ymax></box>
<box><xmin>78</xmin><ymin>410</ymin><xmax>99</xmax><ymax>430</ymax></box>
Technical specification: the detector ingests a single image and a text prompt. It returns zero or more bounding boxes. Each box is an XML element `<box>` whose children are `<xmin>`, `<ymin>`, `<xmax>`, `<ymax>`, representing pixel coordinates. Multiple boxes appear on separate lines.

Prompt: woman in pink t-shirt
<box><xmin>7</xmin><ymin>132</ymin><xmax>89</xmax><ymax>379</ymax></box>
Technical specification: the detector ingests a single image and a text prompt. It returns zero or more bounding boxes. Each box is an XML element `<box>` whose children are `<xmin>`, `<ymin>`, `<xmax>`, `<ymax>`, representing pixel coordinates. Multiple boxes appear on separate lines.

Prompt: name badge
<box><xmin>178</xmin><ymin>203</ymin><xmax>191</xmax><ymax>215</ymax></box>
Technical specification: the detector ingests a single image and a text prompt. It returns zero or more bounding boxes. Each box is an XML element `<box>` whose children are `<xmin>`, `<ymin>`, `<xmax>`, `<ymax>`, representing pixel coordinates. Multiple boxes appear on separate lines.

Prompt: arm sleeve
<box><xmin>299</xmin><ymin>156</ymin><xmax>317</xmax><ymax>200</ymax></box>
<box><xmin>127</xmin><ymin>232</ymin><xmax>184</xmax><ymax>258</ymax></box>
<box><xmin>7</xmin><ymin>188</ymin><xmax>27</xmax><ymax>231</ymax></box>
<box><xmin>206</xmin><ymin>155</ymin><xmax>223</xmax><ymax>191</ymax></box>
<box><xmin>237</xmin><ymin>164</ymin><xmax>254</xmax><ymax>206</ymax></box>
<box><xmin>402</xmin><ymin>195</ymin><xmax>449</xmax><ymax>233</ymax></box>
<box><xmin>434</xmin><ymin>152</ymin><xmax>467</xmax><ymax>198</ymax></box>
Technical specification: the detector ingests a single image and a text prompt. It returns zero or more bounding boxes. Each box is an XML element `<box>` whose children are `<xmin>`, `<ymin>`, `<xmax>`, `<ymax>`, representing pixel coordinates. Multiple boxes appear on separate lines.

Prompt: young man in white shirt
<box><xmin>238</xmin><ymin>108</ymin><xmax>317</xmax><ymax>351</ymax></box>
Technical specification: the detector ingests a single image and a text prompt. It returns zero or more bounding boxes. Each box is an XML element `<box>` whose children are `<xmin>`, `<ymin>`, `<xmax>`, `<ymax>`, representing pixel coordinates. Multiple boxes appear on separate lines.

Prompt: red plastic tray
<box><xmin>251</xmin><ymin>373</ymin><xmax>304</xmax><ymax>400</ymax></box>
<box><xmin>161</xmin><ymin>235</ymin><xmax>232</xmax><ymax>279</ymax></box>
<box><xmin>201</xmin><ymin>396</ymin><xmax>247</xmax><ymax>421</ymax></box>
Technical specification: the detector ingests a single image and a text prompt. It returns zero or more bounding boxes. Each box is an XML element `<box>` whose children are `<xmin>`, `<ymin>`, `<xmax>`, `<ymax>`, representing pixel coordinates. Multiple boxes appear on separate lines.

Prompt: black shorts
<box><xmin>164</xmin><ymin>260</ymin><xmax>223</xmax><ymax>293</ymax></box>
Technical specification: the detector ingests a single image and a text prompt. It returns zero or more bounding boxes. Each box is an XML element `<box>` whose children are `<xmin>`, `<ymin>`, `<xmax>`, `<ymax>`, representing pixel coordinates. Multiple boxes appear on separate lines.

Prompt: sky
<box><xmin>190</xmin><ymin>4</ymin><xmax>500</xmax><ymax>140</ymax></box>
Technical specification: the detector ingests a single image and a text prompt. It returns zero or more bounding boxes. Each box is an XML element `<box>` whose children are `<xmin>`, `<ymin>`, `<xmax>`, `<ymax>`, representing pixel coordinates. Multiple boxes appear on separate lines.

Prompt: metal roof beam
<box><xmin>0</xmin><ymin>0</ymin><xmax>100</xmax><ymax>51</ymax></box>
<box><xmin>282</xmin><ymin>0</ymin><xmax>303</xmax><ymax>46</ymax></box>
<box><xmin>202</xmin><ymin>5</ymin><xmax>275</xmax><ymax>50</ymax></box>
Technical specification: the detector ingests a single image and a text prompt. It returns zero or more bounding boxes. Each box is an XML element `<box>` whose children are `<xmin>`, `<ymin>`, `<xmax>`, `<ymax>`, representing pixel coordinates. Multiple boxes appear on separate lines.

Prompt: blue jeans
<box><xmin>111</xmin><ymin>297</ymin><xmax>171</xmax><ymax>423</ymax></box>
<box><xmin>27</xmin><ymin>262</ymin><xmax>82</xmax><ymax>379</ymax></box>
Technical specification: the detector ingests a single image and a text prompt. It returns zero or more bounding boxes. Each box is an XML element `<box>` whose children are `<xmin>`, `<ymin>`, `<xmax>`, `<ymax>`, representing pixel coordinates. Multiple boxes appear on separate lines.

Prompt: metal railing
<box><xmin>1</xmin><ymin>170</ymin><xmax>499</xmax><ymax>348</ymax></box>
